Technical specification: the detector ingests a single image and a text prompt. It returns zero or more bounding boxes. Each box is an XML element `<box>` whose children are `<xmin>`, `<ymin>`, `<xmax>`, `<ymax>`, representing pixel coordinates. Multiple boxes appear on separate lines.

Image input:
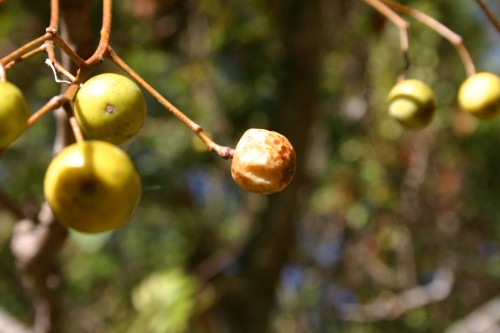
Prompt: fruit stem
<box><xmin>49</xmin><ymin>0</ymin><xmax>59</xmax><ymax>31</ymax></box>
<box><xmin>0</xmin><ymin>64</ymin><xmax>5</xmax><ymax>82</ymax></box>
<box><xmin>69</xmin><ymin>117</ymin><xmax>85</xmax><ymax>144</ymax></box>
<box><xmin>362</xmin><ymin>0</ymin><xmax>410</xmax><ymax>77</ymax></box>
<box><xmin>382</xmin><ymin>0</ymin><xmax>476</xmax><ymax>77</ymax></box>
<box><xmin>106</xmin><ymin>46</ymin><xmax>235</xmax><ymax>159</ymax></box>
<box><xmin>475</xmin><ymin>0</ymin><xmax>500</xmax><ymax>33</ymax></box>
<box><xmin>86</xmin><ymin>0</ymin><xmax>113</xmax><ymax>65</ymax></box>
<box><xmin>28</xmin><ymin>94</ymin><xmax>71</xmax><ymax>128</ymax></box>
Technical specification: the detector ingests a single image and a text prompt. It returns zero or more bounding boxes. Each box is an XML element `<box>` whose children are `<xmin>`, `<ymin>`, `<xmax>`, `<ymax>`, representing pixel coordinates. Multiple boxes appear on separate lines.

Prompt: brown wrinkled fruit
<box><xmin>231</xmin><ymin>128</ymin><xmax>296</xmax><ymax>194</ymax></box>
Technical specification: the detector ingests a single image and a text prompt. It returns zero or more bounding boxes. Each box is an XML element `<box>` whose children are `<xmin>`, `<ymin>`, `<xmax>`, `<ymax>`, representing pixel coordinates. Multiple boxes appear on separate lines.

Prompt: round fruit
<box><xmin>0</xmin><ymin>81</ymin><xmax>29</xmax><ymax>149</ymax></box>
<box><xmin>44</xmin><ymin>140</ymin><xmax>141</xmax><ymax>233</ymax></box>
<box><xmin>74</xmin><ymin>73</ymin><xmax>147</xmax><ymax>144</ymax></box>
<box><xmin>387</xmin><ymin>79</ymin><xmax>436</xmax><ymax>128</ymax></box>
<box><xmin>231</xmin><ymin>128</ymin><xmax>296</xmax><ymax>194</ymax></box>
<box><xmin>457</xmin><ymin>72</ymin><xmax>500</xmax><ymax>119</ymax></box>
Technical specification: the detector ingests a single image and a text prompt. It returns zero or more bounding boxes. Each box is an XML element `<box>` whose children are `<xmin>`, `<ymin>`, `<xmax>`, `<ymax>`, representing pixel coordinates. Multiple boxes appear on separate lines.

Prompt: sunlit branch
<box><xmin>28</xmin><ymin>94</ymin><xmax>71</xmax><ymax>128</ymax></box>
<box><xmin>49</xmin><ymin>0</ymin><xmax>59</xmax><ymax>31</ymax></box>
<box><xmin>45</xmin><ymin>42</ymin><xmax>77</xmax><ymax>82</ymax></box>
<box><xmin>86</xmin><ymin>0</ymin><xmax>113</xmax><ymax>64</ymax></box>
<box><xmin>382</xmin><ymin>0</ymin><xmax>476</xmax><ymax>77</ymax></box>
<box><xmin>4</xmin><ymin>44</ymin><xmax>48</xmax><ymax>70</ymax></box>
<box><xmin>0</xmin><ymin>33</ymin><xmax>53</xmax><ymax>66</ymax></box>
<box><xmin>69</xmin><ymin>117</ymin><xmax>85</xmax><ymax>144</ymax></box>
<box><xmin>50</xmin><ymin>32</ymin><xmax>86</xmax><ymax>68</ymax></box>
<box><xmin>106</xmin><ymin>46</ymin><xmax>235</xmax><ymax>159</ymax></box>
<box><xmin>362</xmin><ymin>0</ymin><xmax>410</xmax><ymax>77</ymax></box>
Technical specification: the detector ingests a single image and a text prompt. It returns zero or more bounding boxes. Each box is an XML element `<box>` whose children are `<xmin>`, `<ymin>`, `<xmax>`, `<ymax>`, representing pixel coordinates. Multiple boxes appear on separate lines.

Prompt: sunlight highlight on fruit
<box><xmin>458</xmin><ymin>72</ymin><xmax>500</xmax><ymax>119</ymax></box>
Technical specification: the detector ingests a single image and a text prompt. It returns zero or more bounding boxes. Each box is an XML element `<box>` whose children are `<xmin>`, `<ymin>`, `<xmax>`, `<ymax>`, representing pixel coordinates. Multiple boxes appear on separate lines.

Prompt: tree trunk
<box><xmin>215</xmin><ymin>1</ymin><xmax>322</xmax><ymax>332</ymax></box>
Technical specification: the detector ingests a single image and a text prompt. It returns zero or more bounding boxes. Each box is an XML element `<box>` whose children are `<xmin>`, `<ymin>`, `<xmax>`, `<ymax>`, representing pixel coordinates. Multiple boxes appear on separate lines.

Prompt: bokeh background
<box><xmin>1</xmin><ymin>0</ymin><xmax>500</xmax><ymax>332</ymax></box>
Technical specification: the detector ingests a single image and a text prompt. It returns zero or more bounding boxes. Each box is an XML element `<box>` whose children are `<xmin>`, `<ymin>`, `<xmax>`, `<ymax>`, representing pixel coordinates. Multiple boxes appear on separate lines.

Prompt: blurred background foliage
<box><xmin>0</xmin><ymin>0</ymin><xmax>500</xmax><ymax>332</ymax></box>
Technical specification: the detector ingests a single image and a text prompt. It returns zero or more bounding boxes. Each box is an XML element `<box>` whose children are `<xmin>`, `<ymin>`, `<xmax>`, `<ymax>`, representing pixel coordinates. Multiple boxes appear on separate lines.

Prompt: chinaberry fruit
<box><xmin>458</xmin><ymin>72</ymin><xmax>500</xmax><ymax>119</ymax></box>
<box><xmin>387</xmin><ymin>79</ymin><xmax>436</xmax><ymax>129</ymax></box>
<box><xmin>74</xmin><ymin>73</ymin><xmax>147</xmax><ymax>144</ymax></box>
<box><xmin>0</xmin><ymin>81</ymin><xmax>29</xmax><ymax>149</ymax></box>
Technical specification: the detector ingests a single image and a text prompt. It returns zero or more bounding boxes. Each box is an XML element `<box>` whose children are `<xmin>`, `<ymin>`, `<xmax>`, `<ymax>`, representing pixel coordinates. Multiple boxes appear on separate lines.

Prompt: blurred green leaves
<box><xmin>129</xmin><ymin>269</ymin><xmax>197</xmax><ymax>333</ymax></box>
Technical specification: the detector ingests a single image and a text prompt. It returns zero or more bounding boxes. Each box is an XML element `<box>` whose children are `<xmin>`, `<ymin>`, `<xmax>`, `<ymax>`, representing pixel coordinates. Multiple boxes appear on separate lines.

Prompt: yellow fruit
<box><xmin>74</xmin><ymin>73</ymin><xmax>147</xmax><ymax>144</ymax></box>
<box><xmin>231</xmin><ymin>129</ymin><xmax>296</xmax><ymax>194</ymax></box>
<box><xmin>387</xmin><ymin>79</ymin><xmax>436</xmax><ymax>128</ymax></box>
<box><xmin>0</xmin><ymin>81</ymin><xmax>29</xmax><ymax>149</ymax></box>
<box><xmin>458</xmin><ymin>72</ymin><xmax>500</xmax><ymax>119</ymax></box>
<box><xmin>44</xmin><ymin>141</ymin><xmax>141</xmax><ymax>233</ymax></box>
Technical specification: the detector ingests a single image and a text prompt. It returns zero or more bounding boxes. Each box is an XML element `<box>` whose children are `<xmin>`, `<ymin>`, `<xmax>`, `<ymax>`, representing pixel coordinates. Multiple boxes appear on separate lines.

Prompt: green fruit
<box><xmin>387</xmin><ymin>79</ymin><xmax>436</xmax><ymax>129</ymax></box>
<box><xmin>231</xmin><ymin>129</ymin><xmax>296</xmax><ymax>194</ymax></box>
<box><xmin>44</xmin><ymin>141</ymin><xmax>141</xmax><ymax>233</ymax></box>
<box><xmin>74</xmin><ymin>73</ymin><xmax>147</xmax><ymax>144</ymax></box>
<box><xmin>458</xmin><ymin>72</ymin><xmax>500</xmax><ymax>119</ymax></box>
<box><xmin>0</xmin><ymin>81</ymin><xmax>29</xmax><ymax>149</ymax></box>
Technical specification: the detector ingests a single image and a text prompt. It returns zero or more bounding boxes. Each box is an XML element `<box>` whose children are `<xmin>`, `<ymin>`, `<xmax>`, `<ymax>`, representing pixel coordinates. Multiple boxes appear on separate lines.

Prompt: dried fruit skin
<box><xmin>44</xmin><ymin>141</ymin><xmax>141</xmax><ymax>233</ymax></box>
<box><xmin>74</xmin><ymin>73</ymin><xmax>146</xmax><ymax>144</ymax></box>
<box><xmin>231</xmin><ymin>128</ymin><xmax>296</xmax><ymax>194</ymax></box>
<box><xmin>458</xmin><ymin>72</ymin><xmax>500</xmax><ymax>119</ymax></box>
<box><xmin>387</xmin><ymin>79</ymin><xmax>436</xmax><ymax>129</ymax></box>
<box><xmin>0</xmin><ymin>81</ymin><xmax>29</xmax><ymax>149</ymax></box>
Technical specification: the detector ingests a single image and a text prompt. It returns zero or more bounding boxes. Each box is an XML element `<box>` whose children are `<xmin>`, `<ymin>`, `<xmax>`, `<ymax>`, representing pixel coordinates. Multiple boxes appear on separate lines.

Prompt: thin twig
<box><xmin>69</xmin><ymin>117</ymin><xmax>85</xmax><ymax>143</ymax></box>
<box><xmin>362</xmin><ymin>0</ymin><xmax>410</xmax><ymax>77</ymax></box>
<box><xmin>475</xmin><ymin>0</ymin><xmax>500</xmax><ymax>34</ymax></box>
<box><xmin>45</xmin><ymin>43</ymin><xmax>76</xmax><ymax>83</ymax></box>
<box><xmin>50</xmin><ymin>32</ymin><xmax>86</xmax><ymax>68</ymax></box>
<box><xmin>49</xmin><ymin>0</ymin><xmax>59</xmax><ymax>31</ymax></box>
<box><xmin>106</xmin><ymin>47</ymin><xmax>235</xmax><ymax>159</ymax></box>
<box><xmin>86</xmin><ymin>0</ymin><xmax>112</xmax><ymax>64</ymax></box>
<box><xmin>0</xmin><ymin>33</ymin><xmax>53</xmax><ymax>66</ymax></box>
<box><xmin>28</xmin><ymin>94</ymin><xmax>71</xmax><ymax>128</ymax></box>
<box><xmin>4</xmin><ymin>44</ymin><xmax>48</xmax><ymax>69</ymax></box>
<box><xmin>382</xmin><ymin>0</ymin><xmax>476</xmax><ymax>77</ymax></box>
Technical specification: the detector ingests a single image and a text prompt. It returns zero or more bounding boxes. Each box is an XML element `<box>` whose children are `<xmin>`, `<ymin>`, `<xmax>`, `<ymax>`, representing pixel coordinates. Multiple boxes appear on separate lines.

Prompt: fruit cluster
<box><xmin>0</xmin><ymin>73</ymin><xmax>297</xmax><ymax>233</ymax></box>
<box><xmin>387</xmin><ymin>72</ymin><xmax>500</xmax><ymax>129</ymax></box>
<box><xmin>2</xmin><ymin>65</ymin><xmax>498</xmax><ymax>233</ymax></box>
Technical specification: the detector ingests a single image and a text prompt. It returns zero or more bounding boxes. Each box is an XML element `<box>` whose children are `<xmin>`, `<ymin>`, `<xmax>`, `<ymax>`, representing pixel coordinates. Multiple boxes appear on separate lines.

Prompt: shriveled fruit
<box><xmin>74</xmin><ymin>73</ymin><xmax>147</xmax><ymax>144</ymax></box>
<box><xmin>458</xmin><ymin>72</ymin><xmax>500</xmax><ymax>119</ymax></box>
<box><xmin>0</xmin><ymin>81</ymin><xmax>29</xmax><ymax>149</ymax></box>
<box><xmin>231</xmin><ymin>128</ymin><xmax>296</xmax><ymax>194</ymax></box>
<box><xmin>44</xmin><ymin>141</ymin><xmax>141</xmax><ymax>233</ymax></box>
<box><xmin>387</xmin><ymin>79</ymin><xmax>436</xmax><ymax>129</ymax></box>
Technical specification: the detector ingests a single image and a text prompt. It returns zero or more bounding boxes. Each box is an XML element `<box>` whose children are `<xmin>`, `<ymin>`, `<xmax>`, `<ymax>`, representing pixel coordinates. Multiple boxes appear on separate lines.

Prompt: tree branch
<box><xmin>475</xmin><ymin>0</ymin><xmax>500</xmax><ymax>34</ymax></box>
<box><xmin>0</xmin><ymin>308</ymin><xmax>30</xmax><ymax>333</ymax></box>
<box><xmin>342</xmin><ymin>266</ymin><xmax>455</xmax><ymax>321</ymax></box>
<box><xmin>445</xmin><ymin>296</ymin><xmax>500</xmax><ymax>333</ymax></box>
<box><xmin>382</xmin><ymin>0</ymin><xmax>476</xmax><ymax>76</ymax></box>
<box><xmin>362</xmin><ymin>0</ymin><xmax>410</xmax><ymax>77</ymax></box>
